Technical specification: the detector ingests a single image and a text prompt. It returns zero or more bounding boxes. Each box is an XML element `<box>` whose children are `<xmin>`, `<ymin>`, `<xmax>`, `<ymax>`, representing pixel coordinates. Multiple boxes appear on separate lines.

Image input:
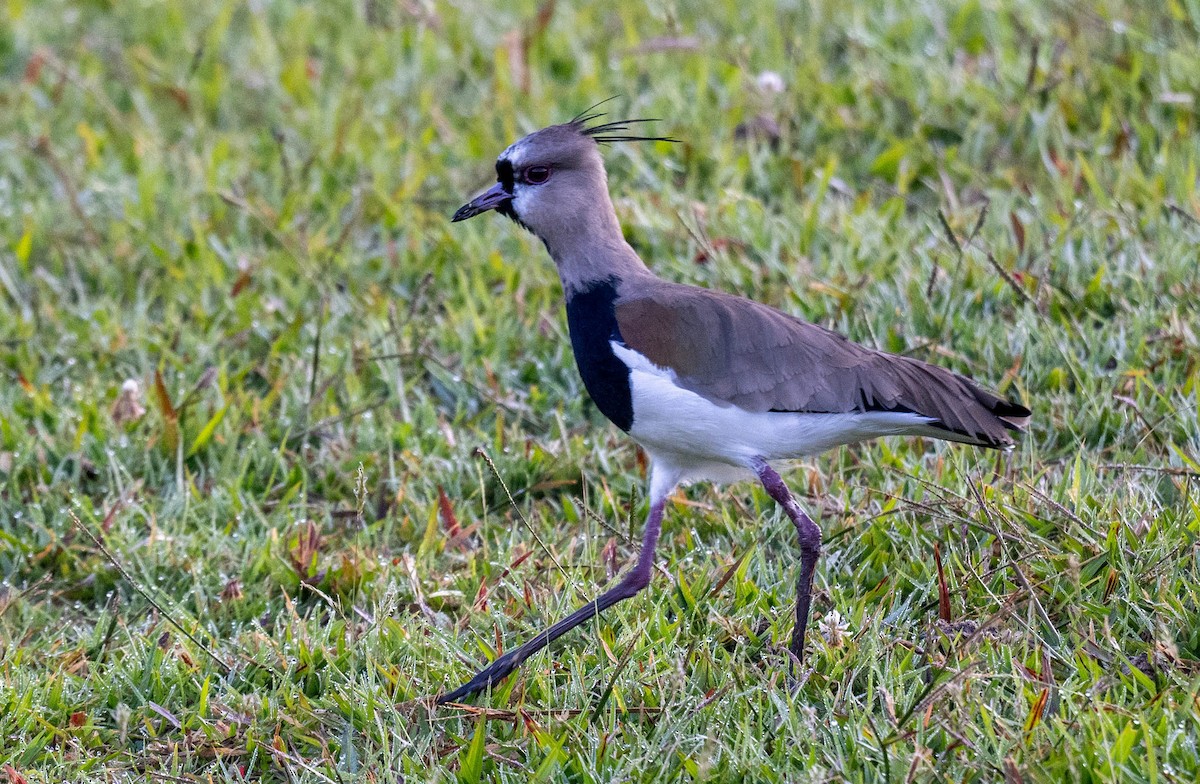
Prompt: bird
<box><xmin>437</xmin><ymin>109</ymin><xmax>1030</xmax><ymax>705</ymax></box>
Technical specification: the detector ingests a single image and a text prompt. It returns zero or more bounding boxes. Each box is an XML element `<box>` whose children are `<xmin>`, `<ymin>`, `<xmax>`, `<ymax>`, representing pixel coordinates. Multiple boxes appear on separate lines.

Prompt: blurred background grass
<box><xmin>1</xmin><ymin>0</ymin><xmax>1199</xmax><ymax>780</ymax></box>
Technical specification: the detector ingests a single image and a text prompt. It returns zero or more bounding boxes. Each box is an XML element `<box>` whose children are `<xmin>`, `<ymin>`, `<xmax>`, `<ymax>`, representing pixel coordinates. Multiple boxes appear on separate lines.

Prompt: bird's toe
<box><xmin>436</xmin><ymin>650</ymin><xmax>524</xmax><ymax>705</ymax></box>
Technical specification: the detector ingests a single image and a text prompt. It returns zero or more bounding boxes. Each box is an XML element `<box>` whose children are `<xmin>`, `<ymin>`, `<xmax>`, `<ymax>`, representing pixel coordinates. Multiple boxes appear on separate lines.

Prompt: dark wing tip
<box><xmin>992</xmin><ymin>399</ymin><xmax>1032</xmax><ymax>433</ymax></box>
<box><xmin>910</xmin><ymin>372</ymin><xmax>1032</xmax><ymax>448</ymax></box>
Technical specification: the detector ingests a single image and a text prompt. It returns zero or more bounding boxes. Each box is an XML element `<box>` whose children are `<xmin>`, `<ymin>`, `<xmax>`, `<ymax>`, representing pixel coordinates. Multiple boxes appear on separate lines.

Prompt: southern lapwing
<box><xmin>438</xmin><ymin>112</ymin><xmax>1030</xmax><ymax>704</ymax></box>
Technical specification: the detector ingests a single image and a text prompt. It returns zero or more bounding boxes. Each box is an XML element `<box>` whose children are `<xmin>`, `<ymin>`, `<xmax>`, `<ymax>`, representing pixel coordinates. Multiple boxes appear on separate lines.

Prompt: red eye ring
<box><xmin>524</xmin><ymin>165</ymin><xmax>551</xmax><ymax>184</ymax></box>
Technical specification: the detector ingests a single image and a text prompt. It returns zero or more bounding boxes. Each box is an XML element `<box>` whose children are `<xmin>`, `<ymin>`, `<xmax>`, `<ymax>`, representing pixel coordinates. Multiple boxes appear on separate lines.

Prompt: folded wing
<box><xmin>615</xmin><ymin>283</ymin><xmax>1030</xmax><ymax>449</ymax></box>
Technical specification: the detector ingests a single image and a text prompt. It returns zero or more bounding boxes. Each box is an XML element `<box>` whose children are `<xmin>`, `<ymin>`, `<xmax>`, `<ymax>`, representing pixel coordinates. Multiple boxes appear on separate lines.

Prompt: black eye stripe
<box><xmin>495</xmin><ymin>158</ymin><xmax>514</xmax><ymax>192</ymax></box>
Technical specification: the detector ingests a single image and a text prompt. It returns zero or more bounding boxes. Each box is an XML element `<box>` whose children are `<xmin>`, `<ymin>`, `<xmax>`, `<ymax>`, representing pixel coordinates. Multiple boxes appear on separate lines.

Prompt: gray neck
<box><xmin>538</xmin><ymin>194</ymin><xmax>652</xmax><ymax>295</ymax></box>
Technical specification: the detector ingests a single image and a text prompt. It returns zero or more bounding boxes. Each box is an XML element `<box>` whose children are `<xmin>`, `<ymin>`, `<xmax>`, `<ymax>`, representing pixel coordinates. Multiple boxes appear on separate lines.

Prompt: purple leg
<box><xmin>753</xmin><ymin>459</ymin><xmax>822</xmax><ymax>663</ymax></box>
<box><xmin>437</xmin><ymin>497</ymin><xmax>667</xmax><ymax>704</ymax></box>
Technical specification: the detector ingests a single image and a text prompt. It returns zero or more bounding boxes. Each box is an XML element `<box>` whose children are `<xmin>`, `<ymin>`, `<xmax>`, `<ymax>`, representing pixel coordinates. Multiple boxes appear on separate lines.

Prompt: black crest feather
<box><xmin>569</xmin><ymin>100</ymin><xmax>680</xmax><ymax>145</ymax></box>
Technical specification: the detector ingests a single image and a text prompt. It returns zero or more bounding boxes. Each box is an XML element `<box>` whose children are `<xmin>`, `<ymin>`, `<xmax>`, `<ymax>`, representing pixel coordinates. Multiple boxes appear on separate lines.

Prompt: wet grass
<box><xmin>1</xmin><ymin>0</ymin><xmax>1199</xmax><ymax>780</ymax></box>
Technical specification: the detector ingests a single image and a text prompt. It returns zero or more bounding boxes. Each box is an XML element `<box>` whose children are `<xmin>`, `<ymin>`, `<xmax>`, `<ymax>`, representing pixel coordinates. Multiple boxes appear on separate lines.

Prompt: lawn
<box><xmin>2</xmin><ymin>0</ymin><xmax>1199</xmax><ymax>780</ymax></box>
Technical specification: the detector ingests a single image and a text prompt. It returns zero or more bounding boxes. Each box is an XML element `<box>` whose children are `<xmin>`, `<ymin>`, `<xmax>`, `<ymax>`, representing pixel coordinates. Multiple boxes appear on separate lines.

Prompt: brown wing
<box><xmin>614</xmin><ymin>282</ymin><xmax>1030</xmax><ymax>448</ymax></box>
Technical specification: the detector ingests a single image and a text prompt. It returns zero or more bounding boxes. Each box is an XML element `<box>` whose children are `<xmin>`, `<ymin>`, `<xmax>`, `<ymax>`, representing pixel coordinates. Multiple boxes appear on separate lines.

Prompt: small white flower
<box><xmin>111</xmin><ymin>378</ymin><xmax>146</xmax><ymax>426</ymax></box>
<box><xmin>818</xmin><ymin>609</ymin><xmax>850</xmax><ymax>647</ymax></box>
<box><xmin>755</xmin><ymin>71</ymin><xmax>785</xmax><ymax>94</ymax></box>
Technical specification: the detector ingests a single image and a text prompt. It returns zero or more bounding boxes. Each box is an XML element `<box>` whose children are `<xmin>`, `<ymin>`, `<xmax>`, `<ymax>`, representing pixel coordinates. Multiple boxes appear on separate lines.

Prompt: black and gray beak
<box><xmin>452</xmin><ymin>182</ymin><xmax>511</xmax><ymax>222</ymax></box>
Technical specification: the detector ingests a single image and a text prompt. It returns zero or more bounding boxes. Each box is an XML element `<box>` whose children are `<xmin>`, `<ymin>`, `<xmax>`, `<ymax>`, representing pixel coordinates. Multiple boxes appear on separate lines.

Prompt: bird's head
<box><xmin>452</xmin><ymin>110</ymin><xmax>675</xmax><ymax>242</ymax></box>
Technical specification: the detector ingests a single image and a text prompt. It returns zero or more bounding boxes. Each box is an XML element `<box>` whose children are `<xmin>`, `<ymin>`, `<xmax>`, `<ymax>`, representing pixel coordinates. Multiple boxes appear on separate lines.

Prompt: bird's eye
<box><xmin>524</xmin><ymin>165</ymin><xmax>551</xmax><ymax>184</ymax></box>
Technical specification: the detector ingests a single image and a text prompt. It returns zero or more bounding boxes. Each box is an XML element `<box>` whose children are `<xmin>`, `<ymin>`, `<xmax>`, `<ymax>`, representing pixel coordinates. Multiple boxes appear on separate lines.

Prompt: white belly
<box><xmin>612</xmin><ymin>342</ymin><xmax>938</xmax><ymax>484</ymax></box>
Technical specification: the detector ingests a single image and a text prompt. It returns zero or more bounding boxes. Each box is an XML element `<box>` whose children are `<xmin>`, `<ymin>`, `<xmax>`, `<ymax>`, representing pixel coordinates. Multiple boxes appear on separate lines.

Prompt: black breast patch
<box><xmin>564</xmin><ymin>277</ymin><xmax>633</xmax><ymax>432</ymax></box>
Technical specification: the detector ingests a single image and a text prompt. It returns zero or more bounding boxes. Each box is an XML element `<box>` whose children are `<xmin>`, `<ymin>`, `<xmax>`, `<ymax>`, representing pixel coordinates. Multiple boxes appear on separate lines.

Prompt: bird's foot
<box><xmin>436</xmin><ymin>649</ymin><xmax>526</xmax><ymax>705</ymax></box>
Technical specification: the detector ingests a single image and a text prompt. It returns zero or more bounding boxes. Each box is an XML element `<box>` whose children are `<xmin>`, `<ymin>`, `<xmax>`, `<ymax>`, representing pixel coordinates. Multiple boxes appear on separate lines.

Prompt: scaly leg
<box><xmin>753</xmin><ymin>459</ymin><xmax>822</xmax><ymax>664</ymax></box>
<box><xmin>437</xmin><ymin>466</ymin><xmax>677</xmax><ymax>704</ymax></box>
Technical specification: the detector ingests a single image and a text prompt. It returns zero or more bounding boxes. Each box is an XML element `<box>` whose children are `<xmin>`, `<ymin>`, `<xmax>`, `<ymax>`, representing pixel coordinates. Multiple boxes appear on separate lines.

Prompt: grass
<box><xmin>1</xmin><ymin>0</ymin><xmax>1199</xmax><ymax>780</ymax></box>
